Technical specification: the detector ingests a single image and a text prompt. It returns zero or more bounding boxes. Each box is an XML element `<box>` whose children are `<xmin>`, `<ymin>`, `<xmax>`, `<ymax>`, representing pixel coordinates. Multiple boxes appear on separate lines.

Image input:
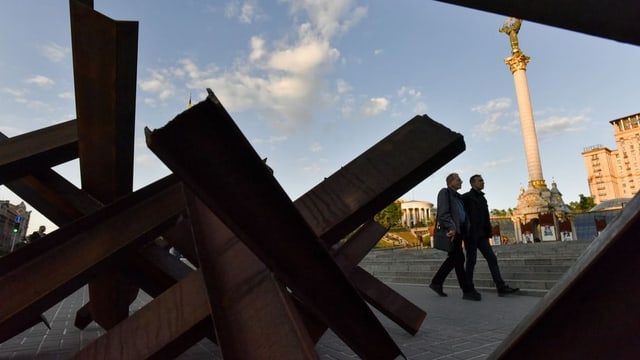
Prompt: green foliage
<box><xmin>569</xmin><ymin>194</ymin><xmax>596</xmax><ymax>213</ymax></box>
<box><xmin>422</xmin><ymin>234</ymin><xmax>431</xmax><ymax>248</ymax></box>
<box><xmin>374</xmin><ymin>238</ymin><xmax>397</xmax><ymax>248</ymax></box>
<box><xmin>490</xmin><ymin>208</ymin><xmax>514</xmax><ymax>217</ymax></box>
<box><xmin>374</xmin><ymin>201</ymin><xmax>402</xmax><ymax>228</ymax></box>
<box><xmin>388</xmin><ymin>226</ymin><xmax>409</xmax><ymax>233</ymax></box>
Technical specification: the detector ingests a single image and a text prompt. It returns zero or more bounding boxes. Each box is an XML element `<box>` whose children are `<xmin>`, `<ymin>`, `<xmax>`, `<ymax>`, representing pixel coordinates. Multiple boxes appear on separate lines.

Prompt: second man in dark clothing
<box><xmin>461</xmin><ymin>174</ymin><xmax>519</xmax><ymax>297</ymax></box>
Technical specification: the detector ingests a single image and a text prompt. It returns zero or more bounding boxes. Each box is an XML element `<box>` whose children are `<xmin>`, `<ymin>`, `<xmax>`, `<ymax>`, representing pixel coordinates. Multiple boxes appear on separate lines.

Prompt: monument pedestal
<box><xmin>512</xmin><ymin>180</ymin><xmax>573</xmax><ymax>242</ymax></box>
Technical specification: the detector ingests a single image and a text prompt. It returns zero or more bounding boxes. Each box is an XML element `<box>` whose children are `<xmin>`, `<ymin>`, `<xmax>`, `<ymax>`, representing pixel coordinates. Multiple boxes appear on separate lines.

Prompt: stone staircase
<box><xmin>359</xmin><ymin>241</ymin><xmax>591</xmax><ymax>296</ymax></box>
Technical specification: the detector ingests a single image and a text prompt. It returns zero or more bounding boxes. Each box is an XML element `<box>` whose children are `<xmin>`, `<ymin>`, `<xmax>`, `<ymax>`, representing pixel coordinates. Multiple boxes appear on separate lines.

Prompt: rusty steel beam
<box><xmin>351</xmin><ymin>267</ymin><xmax>427</xmax><ymax>336</ymax></box>
<box><xmin>490</xmin><ymin>193</ymin><xmax>640</xmax><ymax>359</ymax></box>
<box><xmin>125</xmin><ymin>243</ymin><xmax>194</xmax><ymax>298</ymax></box>
<box><xmin>331</xmin><ymin>220</ymin><xmax>389</xmax><ymax>270</ymax></box>
<box><xmin>3</xmin><ymin>170</ymin><xmax>101</xmax><ymax>227</ymax></box>
<box><xmin>0</xmin><ymin>172</ymin><xmax>102</xmax><ymax>275</ymax></box>
<box><xmin>332</xmin><ymin>221</ymin><xmax>427</xmax><ymax>336</ymax></box>
<box><xmin>146</xmin><ymin>90</ymin><xmax>403</xmax><ymax>360</ymax></box>
<box><xmin>0</xmin><ymin>120</ymin><xmax>78</xmax><ymax>184</ymax></box>
<box><xmin>70</xmin><ymin>0</ymin><xmax>140</xmax><ymax>330</ymax></box>
<box><xmin>184</xmin><ymin>189</ymin><xmax>318</xmax><ymax>359</ymax></box>
<box><xmin>294</xmin><ymin>116</ymin><xmax>464</xmax><ymax>247</ymax></box>
<box><xmin>0</xmin><ymin>176</ymin><xmax>184</xmax><ymax>343</ymax></box>
<box><xmin>70</xmin><ymin>0</ymin><xmax>138</xmax><ymax>203</ymax></box>
<box><xmin>161</xmin><ymin>218</ymin><xmax>200</xmax><ymax>267</ymax></box>
<box><xmin>111</xmin><ymin>220</ymin><xmax>417</xmax><ymax>354</ymax></box>
<box><xmin>435</xmin><ymin>0</ymin><xmax>640</xmax><ymax>47</ymax></box>
<box><xmin>74</xmin><ymin>270</ymin><xmax>212</xmax><ymax>360</ymax></box>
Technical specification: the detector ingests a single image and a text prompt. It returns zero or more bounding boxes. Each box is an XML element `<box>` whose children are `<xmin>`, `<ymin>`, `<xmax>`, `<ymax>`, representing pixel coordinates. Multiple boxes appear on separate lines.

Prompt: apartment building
<box><xmin>582</xmin><ymin>112</ymin><xmax>640</xmax><ymax>204</ymax></box>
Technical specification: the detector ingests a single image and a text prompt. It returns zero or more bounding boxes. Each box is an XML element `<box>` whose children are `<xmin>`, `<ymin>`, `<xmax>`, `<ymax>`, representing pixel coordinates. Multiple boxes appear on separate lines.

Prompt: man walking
<box><xmin>462</xmin><ymin>175</ymin><xmax>519</xmax><ymax>297</ymax></box>
<box><xmin>429</xmin><ymin>173</ymin><xmax>480</xmax><ymax>301</ymax></box>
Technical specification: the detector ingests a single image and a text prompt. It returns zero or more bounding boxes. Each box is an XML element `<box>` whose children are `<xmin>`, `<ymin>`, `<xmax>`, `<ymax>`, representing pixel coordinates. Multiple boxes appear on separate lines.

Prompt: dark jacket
<box><xmin>461</xmin><ymin>188</ymin><xmax>492</xmax><ymax>239</ymax></box>
<box><xmin>437</xmin><ymin>187</ymin><xmax>469</xmax><ymax>236</ymax></box>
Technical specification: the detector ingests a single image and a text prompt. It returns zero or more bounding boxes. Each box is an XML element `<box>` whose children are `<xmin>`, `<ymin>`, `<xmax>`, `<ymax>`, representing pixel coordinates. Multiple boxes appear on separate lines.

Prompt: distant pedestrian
<box><xmin>461</xmin><ymin>175</ymin><xmax>519</xmax><ymax>297</ymax></box>
<box><xmin>27</xmin><ymin>225</ymin><xmax>46</xmax><ymax>243</ymax></box>
<box><xmin>429</xmin><ymin>173</ymin><xmax>480</xmax><ymax>301</ymax></box>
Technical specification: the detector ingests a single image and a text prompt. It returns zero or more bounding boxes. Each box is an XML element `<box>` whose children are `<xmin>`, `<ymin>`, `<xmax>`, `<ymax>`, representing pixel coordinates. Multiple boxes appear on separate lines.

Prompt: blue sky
<box><xmin>2</xmin><ymin>1</ymin><xmax>639</xmax><ymax>234</ymax></box>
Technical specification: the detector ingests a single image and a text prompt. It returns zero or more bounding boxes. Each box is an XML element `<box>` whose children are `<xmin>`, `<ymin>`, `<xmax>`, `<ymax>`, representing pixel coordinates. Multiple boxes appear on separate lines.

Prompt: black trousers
<box><xmin>431</xmin><ymin>233</ymin><xmax>469</xmax><ymax>292</ymax></box>
<box><xmin>465</xmin><ymin>235</ymin><xmax>505</xmax><ymax>289</ymax></box>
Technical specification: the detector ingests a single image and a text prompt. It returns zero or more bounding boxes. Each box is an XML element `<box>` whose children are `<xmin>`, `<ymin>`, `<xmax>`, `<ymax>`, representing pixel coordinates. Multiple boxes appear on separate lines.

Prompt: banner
<box><xmin>594</xmin><ymin>216</ymin><xmax>607</xmax><ymax>235</ymax></box>
<box><xmin>491</xmin><ymin>223</ymin><xmax>501</xmax><ymax>245</ymax></box>
<box><xmin>538</xmin><ymin>212</ymin><xmax>556</xmax><ymax>241</ymax></box>
<box><xmin>521</xmin><ymin>220</ymin><xmax>535</xmax><ymax>243</ymax></box>
<box><xmin>558</xmin><ymin>217</ymin><xmax>573</xmax><ymax>241</ymax></box>
<box><xmin>541</xmin><ymin>224</ymin><xmax>556</xmax><ymax>241</ymax></box>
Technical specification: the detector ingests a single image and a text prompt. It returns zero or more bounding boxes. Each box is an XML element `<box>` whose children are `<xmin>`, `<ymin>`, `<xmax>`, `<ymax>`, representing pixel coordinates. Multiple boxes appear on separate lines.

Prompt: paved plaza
<box><xmin>0</xmin><ymin>283</ymin><xmax>540</xmax><ymax>359</ymax></box>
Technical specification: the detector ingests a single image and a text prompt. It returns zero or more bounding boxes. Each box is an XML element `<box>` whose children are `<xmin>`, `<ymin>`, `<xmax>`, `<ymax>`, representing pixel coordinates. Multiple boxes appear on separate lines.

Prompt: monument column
<box><xmin>499</xmin><ymin>18</ymin><xmax>573</xmax><ymax>241</ymax></box>
<box><xmin>501</xmin><ymin>18</ymin><xmax>545</xmax><ymax>189</ymax></box>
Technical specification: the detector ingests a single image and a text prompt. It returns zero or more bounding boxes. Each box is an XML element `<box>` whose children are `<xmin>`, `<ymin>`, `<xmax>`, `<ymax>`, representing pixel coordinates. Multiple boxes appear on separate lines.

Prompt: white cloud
<box><xmin>25</xmin><ymin>75</ymin><xmax>54</xmax><ymax>87</ymax></box>
<box><xmin>362</xmin><ymin>97</ymin><xmax>389</xmax><ymax>116</ymax></box>
<box><xmin>397</xmin><ymin>86</ymin><xmax>422</xmax><ymax>99</ymax></box>
<box><xmin>309</xmin><ymin>142</ymin><xmax>323</xmax><ymax>152</ymax></box>
<box><xmin>396</xmin><ymin>86</ymin><xmax>426</xmax><ymax>114</ymax></box>
<box><xmin>374</xmin><ymin>48</ymin><xmax>384</xmax><ymax>55</ymax></box>
<box><xmin>58</xmin><ymin>92</ymin><xmax>73</xmax><ymax>99</ymax></box>
<box><xmin>175</xmin><ymin>58</ymin><xmax>217</xmax><ymax>79</ymax></box>
<box><xmin>2</xmin><ymin>87</ymin><xmax>27</xmax><ymax>97</ymax></box>
<box><xmin>472</xmin><ymin>97</ymin><xmax>511</xmax><ymax>114</ymax></box>
<box><xmin>253</xmin><ymin>135</ymin><xmax>288</xmax><ymax>145</ymax></box>
<box><xmin>413</xmin><ymin>101</ymin><xmax>427</xmax><ymax>114</ymax></box>
<box><xmin>297</xmin><ymin>155</ymin><xmax>327</xmax><ymax>176</ymax></box>
<box><xmin>24</xmin><ymin>99</ymin><xmax>52</xmax><ymax>111</ymax></box>
<box><xmin>268</xmin><ymin>40</ymin><xmax>338</xmax><ymax>74</ymax></box>
<box><xmin>302</xmin><ymin>163</ymin><xmax>322</xmax><ymax>175</ymax></box>
<box><xmin>285</xmin><ymin>0</ymin><xmax>367</xmax><ymax>39</ymax></box>
<box><xmin>225</xmin><ymin>1</ymin><xmax>264</xmax><ymax>24</ymax></box>
<box><xmin>471</xmin><ymin>97</ymin><xmax>512</xmax><ymax>139</ymax></box>
<box><xmin>341</xmin><ymin>96</ymin><xmax>354</xmax><ymax>117</ymax></box>
<box><xmin>249</xmin><ymin>36</ymin><xmax>266</xmax><ymax>62</ymax></box>
<box><xmin>139</xmin><ymin>69</ymin><xmax>176</xmax><ymax>100</ymax></box>
<box><xmin>482</xmin><ymin>157</ymin><xmax>514</xmax><ymax>169</ymax></box>
<box><xmin>240</xmin><ymin>3</ymin><xmax>258</xmax><ymax>23</ymax></box>
<box><xmin>336</xmin><ymin>79</ymin><xmax>351</xmax><ymax>94</ymax></box>
<box><xmin>41</xmin><ymin>42</ymin><xmax>69</xmax><ymax>63</ymax></box>
<box><xmin>143</xmin><ymin>98</ymin><xmax>157</xmax><ymax>106</ymax></box>
<box><xmin>140</xmin><ymin>0</ymin><xmax>367</xmax><ymax>131</ymax></box>
<box><xmin>536</xmin><ymin>115</ymin><xmax>589</xmax><ymax>135</ymax></box>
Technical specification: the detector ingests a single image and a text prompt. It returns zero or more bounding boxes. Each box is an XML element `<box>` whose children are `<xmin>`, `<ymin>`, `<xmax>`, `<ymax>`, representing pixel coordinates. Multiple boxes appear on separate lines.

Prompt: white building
<box><xmin>400</xmin><ymin>200</ymin><xmax>433</xmax><ymax>228</ymax></box>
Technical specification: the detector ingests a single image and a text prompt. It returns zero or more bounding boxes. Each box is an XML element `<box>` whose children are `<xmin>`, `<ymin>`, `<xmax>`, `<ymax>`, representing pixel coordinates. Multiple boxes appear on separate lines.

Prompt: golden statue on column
<box><xmin>499</xmin><ymin>17</ymin><xmax>522</xmax><ymax>54</ymax></box>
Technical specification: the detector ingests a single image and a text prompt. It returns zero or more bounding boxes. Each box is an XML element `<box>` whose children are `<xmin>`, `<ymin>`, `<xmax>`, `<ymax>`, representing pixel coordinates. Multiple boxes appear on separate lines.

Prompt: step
<box><xmin>361</xmin><ymin>262</ymin><xmax>574</xmax><ymax>274</ymax></box>
<box><xmin>365</xmin><ymin>241</ymin><xmax>591</xmax><ymax>259</ymax></box>
<box><xmin>359</xmin><ymin>240</ymin><xmax>592</xmax><ymax>297</ymax></box>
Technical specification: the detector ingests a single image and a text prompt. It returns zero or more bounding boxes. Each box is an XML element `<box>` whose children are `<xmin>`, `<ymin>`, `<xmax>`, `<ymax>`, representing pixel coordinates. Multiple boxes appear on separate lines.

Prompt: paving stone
<box><xmin>1</xmin><ymin>282</ymin><xmax>540</xmax><ymax>359</ymax></box>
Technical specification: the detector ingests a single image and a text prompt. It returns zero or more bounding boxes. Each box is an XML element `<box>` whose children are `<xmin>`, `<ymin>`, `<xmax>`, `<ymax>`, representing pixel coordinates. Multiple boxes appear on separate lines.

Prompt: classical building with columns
<box><xmin>582</xmin><ymin>112</ymin><xmax>640</xmax><ymax>204</ymax></box>
<box><xmin>400</xmin><ymin>200</ymin><xmax>434</xmax><ymax>228</ymax></box>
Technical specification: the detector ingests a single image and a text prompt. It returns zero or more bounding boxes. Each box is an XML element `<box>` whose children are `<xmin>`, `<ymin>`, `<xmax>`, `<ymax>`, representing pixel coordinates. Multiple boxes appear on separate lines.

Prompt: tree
<box><xmin>569</xmin><ymin>194</ymin><xmax>596</xmax><ymax>213</ymax></box>
<box><xmin>491</xmin><ymin>209</ymin><xmax>507</xmax><ymax>216</ymax></box>
<box><xmin>374</xmin><ymin>201</ymin><xmax>402</xmax><ymax>228</ymax></box>
<box><xmin>490</xmin><ymin>208</ymin><xmax>514</xmax><ymax>217</ymax></box>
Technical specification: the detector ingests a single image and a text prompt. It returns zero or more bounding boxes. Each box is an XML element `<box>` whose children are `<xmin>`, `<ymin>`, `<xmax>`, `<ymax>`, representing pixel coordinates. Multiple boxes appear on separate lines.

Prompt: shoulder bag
<box><xmin>433</xmin><ymin>190</ymin><xmax>453</xmax><ymax>252</ymax></box>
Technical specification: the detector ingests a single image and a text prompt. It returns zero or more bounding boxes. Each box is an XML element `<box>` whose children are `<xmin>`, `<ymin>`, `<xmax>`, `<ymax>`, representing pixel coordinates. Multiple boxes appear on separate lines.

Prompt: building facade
<box><xmin>400</xmin><ymin>200</ymin><xmax>433</xmax><ymax>228</ymax></box>
<box><xmin>582</xmin><ymin>112</ymin><xmax>640</xmax><ymax>204</ymax></box>
<box><xmin>0</xmin><ymin>200</ymin><xmax>31</xmax><ymax>253</ymax></box>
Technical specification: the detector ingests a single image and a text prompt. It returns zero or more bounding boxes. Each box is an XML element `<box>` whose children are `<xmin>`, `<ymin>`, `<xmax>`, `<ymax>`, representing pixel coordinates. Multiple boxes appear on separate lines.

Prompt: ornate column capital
<box><xmin>504</xmin><ymin>51</ymin><xmax>530</xmax><ymax>73</ymax></box>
